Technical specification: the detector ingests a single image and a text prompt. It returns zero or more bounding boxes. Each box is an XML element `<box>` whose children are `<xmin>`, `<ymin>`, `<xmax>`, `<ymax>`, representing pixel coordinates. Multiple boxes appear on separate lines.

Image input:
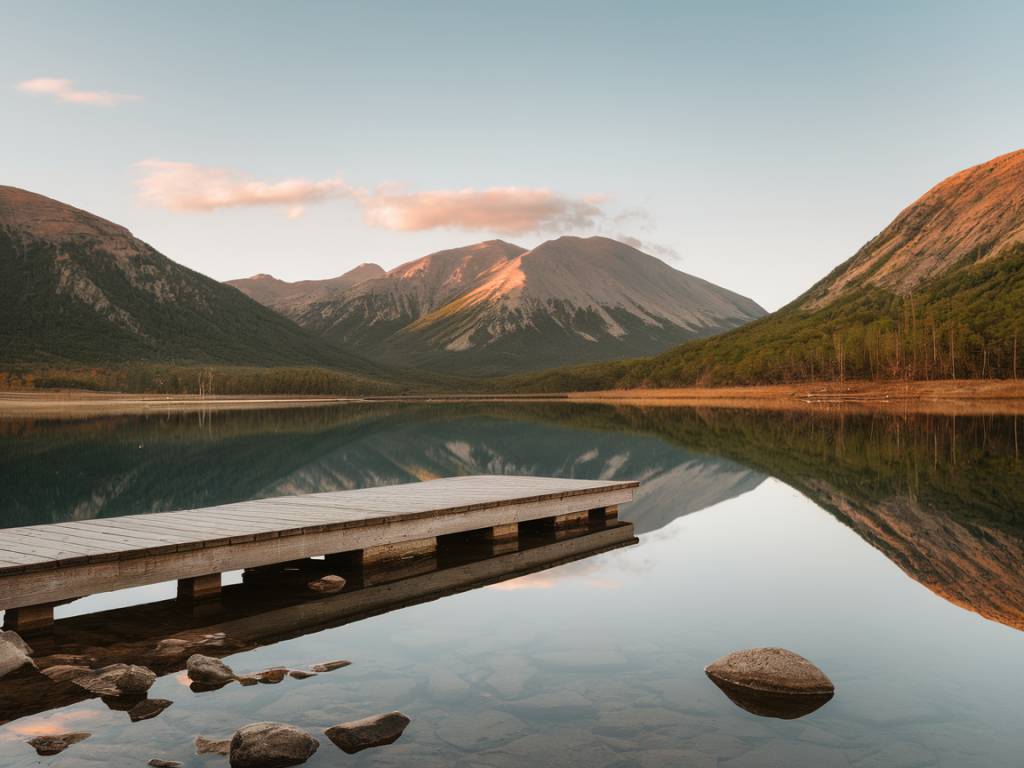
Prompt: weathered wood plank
<box><xmin>0</xmin><ymin>476</ymin><xmax>637</xmax><ymax>608</ymax></box>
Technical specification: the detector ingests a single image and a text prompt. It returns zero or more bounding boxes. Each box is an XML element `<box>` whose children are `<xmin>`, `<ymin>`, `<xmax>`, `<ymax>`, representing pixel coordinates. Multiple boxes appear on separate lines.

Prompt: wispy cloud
<box><xmin>359</xmin><ymin>187</ymin><xmax>604</xmax><ymax>234</ymax></box>
<box><xmin>135</xmin><ymin>160</ymin><xmax>349</xmax><ymax>219</ymax></box>
<box><xmin>618</xmin><ymin>234</ymin><xmax>681</xmax><ymax>262</ymax></box>
<box><xmin>17</xmin><ymin>77</ymin><xmax>140</xmax><ymax>106</ymax></box>
<box><xmin>135</xmin><ymin>159</ymin><xmax>610</xmax><ymax>231</ymax></box>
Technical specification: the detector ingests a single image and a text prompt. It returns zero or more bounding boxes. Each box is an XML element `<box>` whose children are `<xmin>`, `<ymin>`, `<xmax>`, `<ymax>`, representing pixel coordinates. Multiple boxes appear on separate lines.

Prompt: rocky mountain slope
<box><xmin>232</xmin><ymin>236</ymin><xmax>766</xmax><ymax>375</ymax></box>
<box><xmin>0</xmin><ymin>185</ymin><xmax>380</xmax><ymax>375</ymax></box>
<box><xmin>805</xmin><ymin>148</ymin><xmax>1024</xmax><ymax>308</ymax></box>
<box><xmin>226</xmin><ymin>262</ymin><xmax>385</xmax><ymax>316</ymax></box>
<box><xmin>515</xmin><ymin>148</ymin><xmax>1024</xmax><ymax>390</ymax></box>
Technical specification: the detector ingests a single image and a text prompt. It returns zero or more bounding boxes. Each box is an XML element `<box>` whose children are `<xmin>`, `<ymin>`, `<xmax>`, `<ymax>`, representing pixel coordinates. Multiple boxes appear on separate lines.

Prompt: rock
<box><xmin>153</xmin><ymin>632</ymin><xmax>231</xmax><ymax>661</ymax></box>
<box><xmin>237</xmin><ymin>675</ymin><xmax>259</xmax><ymax>686</ymax></box>
<box><xmin>128</xmin><ymin>698</ymin><xmax>174</xmax><ymax>722</ymax></box>
<box><xmin>187</xmin><ymin>654</ymin><xmax>237</xmax><ymax>686</ymax></box>
<box><xmin>195</xmin><ymin>735</ymin><xmax>232</xmax><ymax>755</ymax></box>
<box><xmin>148</xmin><ymin>760</ymin><xmax>183</xmax><ymax>768</ymax></box>
<box><xmin>705</xmin><ymin>647</ymin><xmax>835</xmax><ymax>719</ymax></box>
<box><xmin>309</xmin><ymin>659</ymin><xmax>351</xmax><ymax>673</ymax></box>
<box><xmin>253</xmin><ymin>668</ymin><xmax>288</xmax><ymax>684</ymax></box>
<box><xmin>38</xmin><ymin>653</ymin><xmax>94</xmax><ymax>668</ymax></box>
<box><xmin>288</xmin><ymin>670</ymin><xmax>317</xmax><ymax>680</ymax></box>
<box><xmin>73</xmin><ymin>663</ymin><xmax>156</xmax><ymax>697</ymax></box>
<box><xmin>323</xmin><ymin>711</ymin><xmax>411</xmax><ymax>754</ymax></box>
<box><xmin>229</xmin><ymin>722</ymin><xmax>319</xmax><ymax>768</ymax></box>
<box><xmin>307</xmin><ymin>575</ymin><xmax>346</xmax><ymax>594</ymax></box>
<box><xmin>27</xmin><ymin>732</ymin><xmax>91</xmax><ymax>755</ymax></box>
<box><xmin>0</xmin><ymin>630</ymin><xmax>34</xmax><ymax>678</ymax></box>
<box><xmin>40</xmin><ymin>664</ymin><xmax>93</xmax><ymax>683</ymax></box>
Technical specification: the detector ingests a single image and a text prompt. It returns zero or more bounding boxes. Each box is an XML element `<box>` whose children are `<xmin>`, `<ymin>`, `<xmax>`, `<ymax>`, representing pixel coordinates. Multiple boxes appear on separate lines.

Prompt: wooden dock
<box><xmin>0</xmin><ymin>475</ymin><xmax>637</xmax><ymax>630</ymax></box>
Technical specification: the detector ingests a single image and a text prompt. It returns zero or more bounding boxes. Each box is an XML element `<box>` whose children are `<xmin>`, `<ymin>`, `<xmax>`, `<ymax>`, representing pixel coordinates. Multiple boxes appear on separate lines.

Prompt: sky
<box><xmin>3</xmin><ymin>1</ymin><xmax>1023</xmax><ymax>311</ymax></box>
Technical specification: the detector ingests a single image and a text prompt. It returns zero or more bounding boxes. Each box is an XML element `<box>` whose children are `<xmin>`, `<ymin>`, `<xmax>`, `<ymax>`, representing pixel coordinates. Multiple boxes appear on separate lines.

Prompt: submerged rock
<box><xmin>153</xmin><ymin>633</ymin><xmax>231</xmax><ymax>661</ymax></box>
<box><xmin>229</xmin><ymin>722</ymin><xmax>319</xmax><ymax>768</ymax></box>
<box><xmin>128</xmin><ymin>698</ymin><xmax>174</xmax><ymax>722</ymax></box>
<box><xmin>40</xmin><ymin>664</ymin><xmax>92</xmax><ymax>683</ymax></box>
<box><xmin>28</xmin><ymin>732</ymin><xmax>91</xmax><ymax>755</ymax></box>
<box><xmin>324</xmin><ymin>711</ymin><xmax>411</xmax><ymax>754</ymax></box>
<box><xmin>705</xmin><ymin>647</ymin><xmax>834</xmax><ymax>719</ymax></box>
<box><xmin>307</xmin><ymin>575</ymin><xmax>346</xmax><ymax>594</ymax></box>
<box><xmin>0</xmin><ymin>631</ymin><xmax>34</xmax><ymax>678</ymax></box>
<box><xmin>187</xmin><ymin>654</ymin><xmax>236</xmax><ymax>688</ymax></box>
<box><xmin>148</xmin><ymin>760</ymin><xmax>183</xmax><ymax>768</ymax></box>
<box><xmin>288</xmin><ymin>670</ymin><xmax>317</xmax><ymax>680</ymax></box>
<box><xmin>253</xmin><ymin>668</ymin><xmax>288</xmax><ymax>684</ymax></box>
<box><xmin>309</xmin><ymin>659</ymin><xmax>351</xmax><ymax>673</ymax></box>
<box><xmin>73</xmin><ymin>664</ymin><xmax>156</xmax><ymax>697</ymax></box>
<box><xmin>195</xmin><ymin>735</ymin><xmax>232</xmax><ymax>755</ymax></box>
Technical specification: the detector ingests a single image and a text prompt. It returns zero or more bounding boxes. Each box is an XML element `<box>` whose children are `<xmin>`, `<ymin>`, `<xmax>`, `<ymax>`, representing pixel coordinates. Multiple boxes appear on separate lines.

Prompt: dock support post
<box><xmin>177</xmin><ymin>573</ymin><xmax>222</xmax><ymax>601</ymax></box>
<box><xmin>3</xmin><ymin>603</ymin><xmax>55</xmax><ymax>632</ymax></box>
<box><xmin>361</xmin><ymin>537</ymin><xmax>437</xmax><ymax>566</ymax></box>
<box><xmin>589</xmin><ymin>505</ymin><xmax>619</xmax><ymax>521</ymax></box>
<box><xmin>523</xmin><ymin>510</ymin><xmax>589</xmax><ymax>532</ymax></box>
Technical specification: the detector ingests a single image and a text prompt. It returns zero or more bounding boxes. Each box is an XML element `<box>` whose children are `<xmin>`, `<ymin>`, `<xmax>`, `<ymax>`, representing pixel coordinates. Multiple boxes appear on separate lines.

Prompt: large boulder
<box><xmin>705</xmin><ymin>647</ymin><xmax>835</xmax><ymax>719</ymax></box>
<box><xmin>229</xmin><ymin>723</ymin><xmax>319</xmax><ymax>768</ymax></box>
<box><xmin>0</xmin><ymin>631</ymin><xmax>34</xmax><ymax>678</ymax></box>
<box><xmin>324</xmin><ymin>712</ymin><xmax>411</xmax><ymax>754</ymax></box>
<box><xmin>28</xmin><ymin>732</ymin><xmax>91</xmax><ymax>755</ymax></box>
<box><xmin>187</xmin><ymin>654</ymin><xmax>236</xmax><ymax>686</ymax></box>
<box><xmin>73</xmin><ymin>664</ymin><xmax>156</xmax><ymax>698</ymax></box>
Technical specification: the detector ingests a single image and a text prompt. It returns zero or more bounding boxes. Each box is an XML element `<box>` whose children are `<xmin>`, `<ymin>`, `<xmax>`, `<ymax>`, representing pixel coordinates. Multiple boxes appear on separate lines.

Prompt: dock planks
<box><xmin>0</xmin><ymin>475</ymin><xmax>637</xmax><ymax>613</ymax></box>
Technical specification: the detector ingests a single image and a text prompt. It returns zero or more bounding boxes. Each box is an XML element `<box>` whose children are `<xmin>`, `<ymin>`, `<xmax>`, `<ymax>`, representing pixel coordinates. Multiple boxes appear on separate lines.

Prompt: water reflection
<box><xmin>3</xmin><ymin>404</ymin><xmax>1022</xmax><ymax>634</ymax></box>
<box><xmin>0</xmin><ymin>520</ymin><xmax>636</xmax><ymax>726</ymax></box>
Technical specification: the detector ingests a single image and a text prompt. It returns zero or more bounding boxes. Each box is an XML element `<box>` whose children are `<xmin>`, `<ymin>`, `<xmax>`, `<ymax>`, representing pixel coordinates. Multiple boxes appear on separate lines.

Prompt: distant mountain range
<box><xmin>0</xmin><ymin>185</ymin><xmax>763</xmax><ymax>381</ymax></box>
<box><xmin>0</xmin><ymin>185</ymin><xmax>381</xmax><ymax>380</ymax></box>
<box><xmin>229</xmin><ymin>236</ymin><xmax>766</xmax><ymax>375</ymax></box>
<box><xmin>521</xmin><ymin>148</ymin><xmax>1024</xmax><ymax>390</ymax></box>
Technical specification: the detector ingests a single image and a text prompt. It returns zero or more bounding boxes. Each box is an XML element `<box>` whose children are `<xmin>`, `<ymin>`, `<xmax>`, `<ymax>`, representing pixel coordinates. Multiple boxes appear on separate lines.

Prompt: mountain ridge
<box><xmin>232</xmin><ymin>235</ymin><xmax>766</xmax><ymax>376</ymax></box>
<box><xmin>0</xmin><ymin>185</ymin><xmax>382</xmax><ymax>378</ymax></box>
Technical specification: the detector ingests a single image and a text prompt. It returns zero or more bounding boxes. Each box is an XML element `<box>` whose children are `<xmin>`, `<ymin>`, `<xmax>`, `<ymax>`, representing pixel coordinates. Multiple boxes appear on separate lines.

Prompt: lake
<box><xmin>1</xmin><ymin>402</ymin><xmax>1022</xmax><ymax>767</ymax></box>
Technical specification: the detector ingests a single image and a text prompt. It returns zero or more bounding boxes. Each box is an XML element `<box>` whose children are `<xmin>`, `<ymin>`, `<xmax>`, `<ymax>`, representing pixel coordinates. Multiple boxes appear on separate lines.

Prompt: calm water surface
<box><xmin>1</xmin><ymin>403</ymin><xmax>1022</xmax><ymax>767</ymax></box>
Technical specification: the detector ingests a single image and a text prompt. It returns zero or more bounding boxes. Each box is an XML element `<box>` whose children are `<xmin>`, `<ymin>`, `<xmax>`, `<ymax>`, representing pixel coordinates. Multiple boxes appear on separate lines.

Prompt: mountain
<box><xmin>233</xmin><ymin>236</ymin><xmax>766</xmax><ymax>375</ymax></box>
<box><xmin>226</xmin><ymin>262</ymin><xmax>385</xmax><ymax>316</ymax></box>
<box><xmin>0</xmin><ymin>185</ymin><xmax>381</xmax><ymax>376</ymax></box>
<box><xmin>515</xmin><ymin>149</ymin><xmax>1024</xmax><ymax>391</ymax></box>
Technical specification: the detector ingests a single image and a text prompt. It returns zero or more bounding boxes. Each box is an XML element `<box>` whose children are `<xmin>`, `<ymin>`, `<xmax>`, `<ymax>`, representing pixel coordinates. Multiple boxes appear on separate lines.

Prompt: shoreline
<box><xmin>2</xmin><ymin>379</ymin><xmax>1024</xmax><ymax>418</ymax></box>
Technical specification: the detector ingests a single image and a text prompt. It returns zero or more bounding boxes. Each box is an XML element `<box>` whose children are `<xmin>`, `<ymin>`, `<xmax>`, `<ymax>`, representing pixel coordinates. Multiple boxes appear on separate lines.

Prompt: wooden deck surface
<box><xmin>0</xmin><ymin>475</ymin><xmax>637</xmax><ymax>577</ymax></box>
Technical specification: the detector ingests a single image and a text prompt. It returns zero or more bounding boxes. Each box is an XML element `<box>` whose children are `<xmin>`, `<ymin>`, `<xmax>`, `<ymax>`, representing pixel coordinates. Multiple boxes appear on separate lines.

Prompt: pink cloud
<box><xmin>359</xmin><ymin>186</ymin><xmax>603</xmax><ymax>234</ymax></box>
<box><xmin>17</xmin><ymin>77</ymin><xmax>140</xmax><ymax>106</ymax></box>
<box><xmin>136</xmin><ymin>160</ymin><xmax>349</xmax><ymax>218</ymax></box>
<box><xmin>133</xmin><ymin>159</ymin><xmax>609</xmax><ymax>232</ymax></box>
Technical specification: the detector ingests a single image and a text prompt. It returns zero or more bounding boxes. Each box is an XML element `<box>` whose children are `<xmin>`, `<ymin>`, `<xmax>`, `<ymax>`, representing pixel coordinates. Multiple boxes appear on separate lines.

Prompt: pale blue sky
<box><xmin>3</xmin><ymin>1</ymin><xmax>1023</xmax><ymax>309</ymax></box>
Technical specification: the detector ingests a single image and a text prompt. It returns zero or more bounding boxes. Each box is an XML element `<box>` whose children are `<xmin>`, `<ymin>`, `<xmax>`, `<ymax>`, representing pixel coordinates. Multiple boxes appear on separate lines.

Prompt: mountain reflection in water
<box><xmin>2</xmin><ymin>403</ymin><xmax>1023</xmax><ymax>633</ymax></box>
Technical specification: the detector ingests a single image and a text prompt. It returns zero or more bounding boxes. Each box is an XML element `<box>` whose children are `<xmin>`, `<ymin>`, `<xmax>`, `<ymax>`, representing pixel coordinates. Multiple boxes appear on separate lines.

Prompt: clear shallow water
<box><xmin>1</xmin><ymin>403</ymin><xmax>1022</xmax><ymax>766</ymax></box>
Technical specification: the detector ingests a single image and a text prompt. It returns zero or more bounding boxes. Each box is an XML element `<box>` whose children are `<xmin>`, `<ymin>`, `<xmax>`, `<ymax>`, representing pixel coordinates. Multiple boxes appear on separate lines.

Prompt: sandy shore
<box><xmin>0</xmin><ymin>391</ymin><xmax>363</xmax><ymax>419</ymax></box>
<box><xmin>568</xmin><ymin>379</ymin><xmax>1024</xmax><ymax>415</ymax></box>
